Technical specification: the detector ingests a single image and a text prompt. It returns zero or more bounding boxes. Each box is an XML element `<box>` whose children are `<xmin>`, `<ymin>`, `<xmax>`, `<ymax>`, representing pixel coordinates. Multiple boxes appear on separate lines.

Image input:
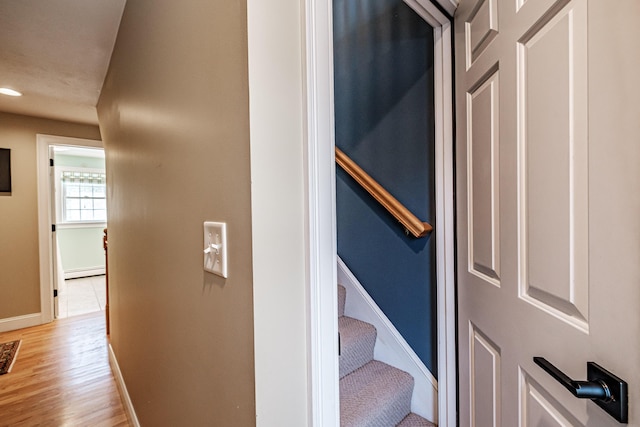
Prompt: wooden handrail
<box><xmin>335</xmin><ymin>147</ymin><xmax>432</xmax><ymax>238</ymax></box>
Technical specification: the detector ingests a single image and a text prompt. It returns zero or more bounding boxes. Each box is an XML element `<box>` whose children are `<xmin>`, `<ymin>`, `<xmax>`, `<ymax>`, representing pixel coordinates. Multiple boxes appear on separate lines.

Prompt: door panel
<box><xmin>455</xmin><ymin>0</ymin><xmax>640</xmax><ymax>425</ymax></box>
<box><xmin>465</xmin><ymin>0</ymin><xmax>498</xmax><ymax>68</ymax></box>
<box><xmin>519</xmin><ymin>369</ymin><xmax>582</xmax><ymax>426</ymax></box>
<box><xmin>517</xmin><ymin>0</ymin><xmax>589</xmax><ymax>330</ymax></box>
<box><xmin>470</xmin><ymin>322</ymin><xmax>501</xmax><ymax>427</ymax></box>
<box><xmin>468</xmin><ymin>68</ymin><xmax>501</xmax><ymax>286</ymax></box>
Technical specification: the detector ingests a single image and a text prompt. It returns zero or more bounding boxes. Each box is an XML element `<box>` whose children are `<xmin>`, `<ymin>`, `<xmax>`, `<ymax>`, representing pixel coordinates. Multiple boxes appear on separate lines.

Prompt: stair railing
<box><xmin>335</xmin><ymin>147</ymin><xmax>432</xmax><ymax>238</ymax></box>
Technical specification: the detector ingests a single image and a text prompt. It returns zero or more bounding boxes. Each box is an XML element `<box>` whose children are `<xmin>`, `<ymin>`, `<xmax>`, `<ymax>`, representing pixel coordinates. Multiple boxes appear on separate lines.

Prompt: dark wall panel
<box><xmin>334</xmin><ymin>0</ymin><xmax>437</xmax><ymax>373</ymax></box>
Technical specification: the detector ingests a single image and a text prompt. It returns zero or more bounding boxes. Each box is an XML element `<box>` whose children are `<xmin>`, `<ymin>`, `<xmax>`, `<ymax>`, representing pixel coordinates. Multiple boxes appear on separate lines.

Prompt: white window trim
<box><xmin>56</xmin><ymin>222</ymin><xmax>107</xmax><ymax>230</ymax></box>
<box><xmin>54</xmin><ymin>165</ymin><xmax>107</xmax><ymax>228</ymax></box>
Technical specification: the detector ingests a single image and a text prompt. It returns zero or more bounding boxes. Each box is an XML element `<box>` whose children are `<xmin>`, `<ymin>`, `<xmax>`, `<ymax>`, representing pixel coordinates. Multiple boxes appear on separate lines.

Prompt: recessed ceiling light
<box><xmin>0</xmin><ymin>88</ymin><xmax>22</xmax><ymax>97</ymax></box>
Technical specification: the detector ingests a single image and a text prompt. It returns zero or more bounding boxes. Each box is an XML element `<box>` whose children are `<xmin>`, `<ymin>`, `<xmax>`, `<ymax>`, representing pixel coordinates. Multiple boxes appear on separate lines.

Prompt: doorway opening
<box><xmin>36</xmin><ymin>135</ymin><xmax>106</xmax><ymax>324</ymax></box>
<box><xmin>51</xmin><ymin>145</ymin><xmax>107</xmax><ymax>318</ymax></box>
<box><xmin>304</xmin><ymin>0</ymin><xmax>455</xmax><ymax>424</ymax></box>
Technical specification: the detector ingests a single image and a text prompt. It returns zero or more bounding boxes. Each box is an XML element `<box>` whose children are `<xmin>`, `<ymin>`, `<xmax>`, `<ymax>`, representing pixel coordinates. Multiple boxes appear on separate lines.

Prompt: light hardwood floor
<box><xmin>0</xmin><ymin>312</ymin><xmax>131</xmax><ymax>426</ymax></box>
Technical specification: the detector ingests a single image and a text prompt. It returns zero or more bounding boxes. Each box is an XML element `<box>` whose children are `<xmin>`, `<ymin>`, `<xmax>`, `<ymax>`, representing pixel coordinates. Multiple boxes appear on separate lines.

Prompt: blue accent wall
<box><xmin>334</xmin><ymin>0</ymin><xmax>437</xmax><ymax>373</ymax></box>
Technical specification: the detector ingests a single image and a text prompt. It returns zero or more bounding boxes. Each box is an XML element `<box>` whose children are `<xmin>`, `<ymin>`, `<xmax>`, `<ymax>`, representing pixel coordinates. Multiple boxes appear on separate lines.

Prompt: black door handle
<box><xmin>533</xmin><ymin>357</ymin><xmax>628</xmax><ymax>423</ymax></box>
<box><xmin>533</xmin><ymin>357</ymin><xmax>611</xmax><ymax>400</ymax></box>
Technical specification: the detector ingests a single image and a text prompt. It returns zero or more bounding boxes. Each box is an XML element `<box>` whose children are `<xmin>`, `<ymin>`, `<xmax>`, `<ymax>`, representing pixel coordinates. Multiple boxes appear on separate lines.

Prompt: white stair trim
<box><xmin>338</xmin><ymin>257</ymin><xmax>438</xmax><ymax>423</ymax></box>
<box><xmin>108</xmin><ymin>344</ymin><xmax>141</xmax><ymax>427</ymax></box>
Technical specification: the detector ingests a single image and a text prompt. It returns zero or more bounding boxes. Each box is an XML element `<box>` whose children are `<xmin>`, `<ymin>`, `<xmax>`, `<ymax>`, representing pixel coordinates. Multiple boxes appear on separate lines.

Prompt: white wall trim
<box><xmin>435</xmin><ymin>0</ymin><xmax>459</xmax><ymax>16</ymax></box>
<box><xmin>108</xmin><ymin>344</ymin><xmax>141</xmax><ymax>427</ymax></box>
<box><xmin>64</xmin><ymin>267</ymin><xmax>106</xmax><ymax>280</ymax></box>
<box><xmin>36</xmin><ymin>134</ymin><xmax>103</xmax><ymax>325</ymax></box>
<box><xmin>338</xmin><ymin>258</ymin><xmax>438</xmax><ymax>422</ymax></box>
<box><xmin>0</xmin><ymin>313</ymin><xmax>42</xmax><ymax>333</ymax></box>
<box><xmin>401</xmin><ymin>2</ymin><xmax>458</xmax><ymax>424</ymax></box>
<box><xmin>304</xmin><ymin>0</ymin><xmax>340</xmax><ymax>425</ymax></box>
<box><xmin>432</xmin><ymin>16</ymin><xmax>458</xmax><ymax>427</ymax></box>
<box><xmin>37</xmin><ymin>136</ymin><xmax>54</xmax><ymax>324</ymax></box>
<box><xmin>248</xmin><ymin>0</ymin><xmax>318</xmax><ymax>424</ymax></box>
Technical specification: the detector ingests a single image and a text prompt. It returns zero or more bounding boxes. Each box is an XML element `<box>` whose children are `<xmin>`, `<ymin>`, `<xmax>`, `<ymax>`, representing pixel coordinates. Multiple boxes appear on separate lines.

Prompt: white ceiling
<box><xmin>0</xmin><ymin>0</ymin><xmax>126</xmax><ymax>125</ymax></box>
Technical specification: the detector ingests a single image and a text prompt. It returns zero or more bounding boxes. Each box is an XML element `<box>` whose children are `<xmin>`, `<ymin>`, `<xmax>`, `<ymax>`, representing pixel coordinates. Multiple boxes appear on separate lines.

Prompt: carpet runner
<box><xmin>0</xmin><ymin>340</ymin><xmax>21</xmax><ymax>375</ymax></box>
<box><xmin>338</xmin><ymin>285</ymin><xmax>434</xmax><ymax>426</ymax></box>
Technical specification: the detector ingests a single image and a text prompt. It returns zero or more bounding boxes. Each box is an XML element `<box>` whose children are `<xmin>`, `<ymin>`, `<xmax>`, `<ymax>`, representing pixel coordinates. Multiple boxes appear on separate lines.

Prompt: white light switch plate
<box><xmin>203</xmin><ymin>221</ymin><xmax>227</xmax><ymax>278</ymax></box>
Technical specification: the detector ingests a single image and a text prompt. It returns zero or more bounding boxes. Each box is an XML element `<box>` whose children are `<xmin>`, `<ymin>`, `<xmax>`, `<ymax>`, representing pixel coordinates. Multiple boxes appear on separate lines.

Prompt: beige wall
<box><xmin>0</xmin><ymin>112</ymin><xmax>100</xmax><ymax>319</ymax></box>
<box><xmin>97</xmin><ymin>0</ymin><xmax>257</xmax><ymax>425</ymax></box>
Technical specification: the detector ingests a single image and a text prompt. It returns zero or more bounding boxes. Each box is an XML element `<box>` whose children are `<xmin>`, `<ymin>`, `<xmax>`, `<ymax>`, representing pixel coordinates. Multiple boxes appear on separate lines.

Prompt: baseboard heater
<box><xmin>64</xmin><ymin>267</ymin><xmax>106</xmax><ymax>280</ymax></box>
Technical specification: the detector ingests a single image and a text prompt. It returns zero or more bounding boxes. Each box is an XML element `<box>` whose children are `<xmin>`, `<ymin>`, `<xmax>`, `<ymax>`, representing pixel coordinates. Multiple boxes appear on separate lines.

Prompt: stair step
<box><xmin>340</xmin><ymin>360</ymin><xmax>414</xmax><ymax>427</ymax></box>
<box><xmin>397</xmin><ymin>413</ymin><xmax>436</xmax><ymax>426</ymax></box>
<box><xmin>338</xmin><ymin>316</ymin><xmax>376</xmax><ymax>378</ymax></box>
<box><xmin>338</xmin><ymin>284</ymin><xmax>346</xmax><ymax>317</ymax></box>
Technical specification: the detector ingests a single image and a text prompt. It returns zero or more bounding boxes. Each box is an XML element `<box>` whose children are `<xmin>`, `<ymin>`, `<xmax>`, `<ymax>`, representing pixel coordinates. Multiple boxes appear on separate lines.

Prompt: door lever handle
<box><xmin>533</xmin><ymin>357</ymin><xmax>611</xmax><ymax>400</ymax></box>
<box><xmin>533</xmin><ymin>357</ymin><xmax>628</xmax><ymax>423</ymax></box>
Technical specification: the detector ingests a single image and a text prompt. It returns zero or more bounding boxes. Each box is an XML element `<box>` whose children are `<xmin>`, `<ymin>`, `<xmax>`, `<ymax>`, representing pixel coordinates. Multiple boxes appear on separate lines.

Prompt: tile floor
<box><xmin>57</xmin><ymin>275</ymin><xmax>106</xmax><ymax>318</ymax></box>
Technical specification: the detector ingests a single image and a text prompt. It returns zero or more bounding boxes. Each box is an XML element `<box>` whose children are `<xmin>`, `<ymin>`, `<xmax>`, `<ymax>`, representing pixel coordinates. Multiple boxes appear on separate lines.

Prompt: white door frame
<box><xmin>36</xmin><ymin>134</ymin><xmax>103</xmax><ymax>324</ymax></box>
<box><xmin>304</xmin><ymin>0</ymin><xmax>458</xmax><ymax>424</ymax></box>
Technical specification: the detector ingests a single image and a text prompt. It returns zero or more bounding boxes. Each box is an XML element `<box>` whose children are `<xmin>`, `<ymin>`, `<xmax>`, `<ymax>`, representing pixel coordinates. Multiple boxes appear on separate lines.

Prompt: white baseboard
<box><xmin>64</xmin><ymin>267</ymin><xmax>106</xmax><ymax>280</ymax></box>
<box><xmin>337</xmin><ymin>257</ymin><xmax>438</xmax><ymax>423</ymax></box>
<box><xmin>108</xmin><ymin>343</ymin><xmax>141</xmax><ymax>427</ymax></box>
<box><xmin>0</xmin><ymin>313</ymin><xmax>44</xmax><ymax>333</ymax></box>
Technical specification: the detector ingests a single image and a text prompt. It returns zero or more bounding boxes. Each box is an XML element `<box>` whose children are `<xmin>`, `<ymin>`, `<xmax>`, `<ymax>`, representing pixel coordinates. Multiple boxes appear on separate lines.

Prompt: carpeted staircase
<box><xmin>338</xmin><ymin>285</ymin><xmax>435</xmax><ymax>427</ymax></box>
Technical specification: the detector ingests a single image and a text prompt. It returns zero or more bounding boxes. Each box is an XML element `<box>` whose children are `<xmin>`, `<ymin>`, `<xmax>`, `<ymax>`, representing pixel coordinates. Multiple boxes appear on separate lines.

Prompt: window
<box><xmin>57</xmin><ymin>168</ymin><xmax>107</xmax><ymax>223</ymax></box>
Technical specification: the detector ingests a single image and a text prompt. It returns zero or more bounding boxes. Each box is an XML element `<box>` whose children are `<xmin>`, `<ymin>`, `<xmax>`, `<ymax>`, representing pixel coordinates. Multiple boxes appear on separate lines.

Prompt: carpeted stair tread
<box><xmin>339</xmin><ymin>316</ymin><xmax>376</xmax><ymax>378</ymax></box>
<box><xmin>397</xmin><ymin>413</ymin><xmax>436</xmax><ymax>426</ymax></box>
<box><xmin>340</xmin><ymin>360</ymin><xmax>414</xmax><ymax>427</ymax></box>
<box><xmin>338</xmin><ymin>285</ymin><xmax>347</xmax><ymax>317</ymax></box>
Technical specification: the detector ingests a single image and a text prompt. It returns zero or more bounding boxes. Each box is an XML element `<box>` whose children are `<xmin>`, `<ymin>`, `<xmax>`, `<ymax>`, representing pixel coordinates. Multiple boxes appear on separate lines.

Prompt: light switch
<box><xmin>203</xmin><ymin>221</ymin><xmax>227</xmax><ymax>278</ymax></box>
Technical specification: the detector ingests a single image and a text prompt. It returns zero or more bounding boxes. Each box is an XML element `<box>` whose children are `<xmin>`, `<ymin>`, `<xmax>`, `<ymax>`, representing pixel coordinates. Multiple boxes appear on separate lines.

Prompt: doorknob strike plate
<box><xmin>587</xmin><ymin>362</ymin><xmax>628</xmax><ymax>423</ymax></box>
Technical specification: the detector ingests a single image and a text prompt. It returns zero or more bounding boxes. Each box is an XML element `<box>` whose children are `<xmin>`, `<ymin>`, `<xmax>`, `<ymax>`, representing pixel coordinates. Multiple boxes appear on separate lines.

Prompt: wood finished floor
<box><xmin>0</xmin><ymin>312</ymin><xmax>131</xmax><ymax>426</ymax></box>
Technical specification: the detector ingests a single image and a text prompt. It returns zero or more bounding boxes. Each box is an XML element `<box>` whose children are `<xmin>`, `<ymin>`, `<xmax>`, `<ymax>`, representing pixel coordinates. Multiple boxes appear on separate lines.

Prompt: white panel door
<box><xmin>455</xmin><ymin>0</ymin><xmax>640</xmax><ymax>425</ymax></box>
